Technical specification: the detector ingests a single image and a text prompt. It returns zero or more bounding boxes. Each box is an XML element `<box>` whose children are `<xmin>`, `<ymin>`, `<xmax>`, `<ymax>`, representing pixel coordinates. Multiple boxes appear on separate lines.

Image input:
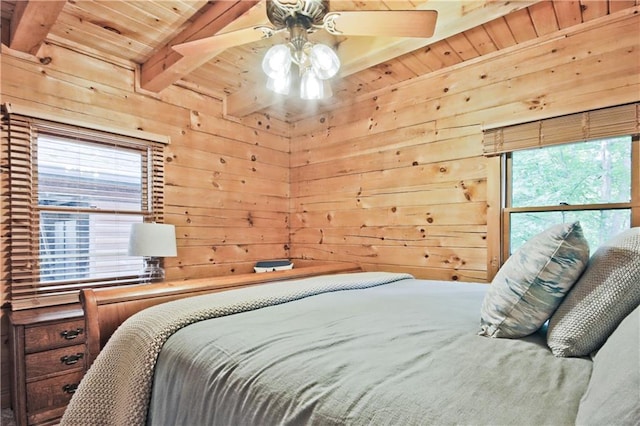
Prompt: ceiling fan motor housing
<box><xmin>267</xmin><ymin>0</ymin><xmax>330</xmax><ymax>29</ymax></box>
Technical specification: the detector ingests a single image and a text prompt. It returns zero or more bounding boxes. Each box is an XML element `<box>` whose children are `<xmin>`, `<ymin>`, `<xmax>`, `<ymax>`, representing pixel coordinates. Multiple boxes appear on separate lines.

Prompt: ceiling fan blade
<box><xmin>324</xmin><ymin>10</ymin><xmax>437</xmax><ymax>38</ymax></box>
<box><xmin>172</xmin><ymin>26</ymin><xmax>277</xmax><ymax>57</ymax></box>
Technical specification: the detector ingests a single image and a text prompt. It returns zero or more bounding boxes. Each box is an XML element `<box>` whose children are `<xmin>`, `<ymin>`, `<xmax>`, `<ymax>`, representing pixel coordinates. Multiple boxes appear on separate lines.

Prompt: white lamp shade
<box><xmin>262</xmin><ymin>44</ymin><xmax>292</xmax><ymax>79</ymax></box>
<box><xmin>309</xmin><ymin>44</ymin><xmax>340</xmax><ymax>80</ymax></box>
<box><xmin>128</xmin><ymin>223</ymin><xmax>177</xmax><ymax>257</ymax></box>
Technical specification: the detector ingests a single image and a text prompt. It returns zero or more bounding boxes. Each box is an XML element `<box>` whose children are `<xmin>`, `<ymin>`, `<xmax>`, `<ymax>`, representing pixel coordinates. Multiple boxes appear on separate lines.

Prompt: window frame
<box><xmin>2</xmin><ymin>110</ymin><xmax>167</xmax><ymax>310</ymax></box>
<box><xmin>501</xmin><ymin>135</ymin><xmax>639</xmax><ymax>261</ymax></box>
<box><xmin>484</xmin><ymin>103</ymin><xmax>640</xmax><ymax>281</ymax></box>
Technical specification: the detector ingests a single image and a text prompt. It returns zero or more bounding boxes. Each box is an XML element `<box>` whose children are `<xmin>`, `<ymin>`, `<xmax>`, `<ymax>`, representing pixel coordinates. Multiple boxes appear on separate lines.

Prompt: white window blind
<box><xmin>2</xmin><ymin>112</ymin><xmax>166</xmax><ymax>310</ymax></box>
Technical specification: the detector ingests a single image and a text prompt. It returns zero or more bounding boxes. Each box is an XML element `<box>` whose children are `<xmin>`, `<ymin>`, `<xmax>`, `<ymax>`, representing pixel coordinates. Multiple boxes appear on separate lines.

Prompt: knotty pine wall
<box><xmin>289</xmin><ymin>9</ymin><xmax>640</xmax><ymax>282</ymax></box>
<box><xmin>1</xmin><ymin>6</ymin><xmax>639</xmax><ymax>409</ymax></box>
<box><xmin>0</xmin><ymin>41</ymin><xmax>291</xmax><ymax>407</ymax></box>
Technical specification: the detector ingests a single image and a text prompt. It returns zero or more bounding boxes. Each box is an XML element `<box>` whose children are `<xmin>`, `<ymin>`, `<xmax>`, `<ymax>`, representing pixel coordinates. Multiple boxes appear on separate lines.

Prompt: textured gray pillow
<box><xmin>547</xmin><ymin>227</ymin><xmax>640</xmax><ymax>357</ymax></box>
<box><xmin>479</xmin><ymin>222</ymin><xmax>589</xmax><ymax>338</ymax></box>
<box><xmin>575</xmin><ymin>305</ymin><xmax>639</xmax><ymax>425</ymax></box>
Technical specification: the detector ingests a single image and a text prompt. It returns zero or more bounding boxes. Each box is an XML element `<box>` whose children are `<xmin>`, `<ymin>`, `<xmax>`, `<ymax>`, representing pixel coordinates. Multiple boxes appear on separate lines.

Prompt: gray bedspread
<box><xmin>61</xmin><ymin>272</ymin><xmax>413</xmax><ymax>425</ymax></box>
<box><xmin>148</xmin><ymin>278</ymin><xmax>593</xmax><ymax>426</ymax></box>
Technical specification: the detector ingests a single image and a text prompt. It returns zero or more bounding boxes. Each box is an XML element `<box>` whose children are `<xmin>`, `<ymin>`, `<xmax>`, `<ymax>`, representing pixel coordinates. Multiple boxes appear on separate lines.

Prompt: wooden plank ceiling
<box><xmin>1</xmin><ymin>0</ymin><xmax>637</xmax><ymax>122</ymax></box>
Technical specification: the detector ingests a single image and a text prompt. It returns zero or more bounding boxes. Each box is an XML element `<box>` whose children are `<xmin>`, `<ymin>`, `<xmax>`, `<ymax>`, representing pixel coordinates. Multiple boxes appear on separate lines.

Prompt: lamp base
<box><xmin>141</xmin><ymin>257</ymin><xmax>165</xmax><ymax>283</ymax></box>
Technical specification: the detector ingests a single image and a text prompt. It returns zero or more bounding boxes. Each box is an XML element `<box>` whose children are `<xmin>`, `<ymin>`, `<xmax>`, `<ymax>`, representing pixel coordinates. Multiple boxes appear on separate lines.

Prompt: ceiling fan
<box><xmin>173</xmin><ymin>0</ymin><xmax>438</xmax><ymax>99</ymax></box>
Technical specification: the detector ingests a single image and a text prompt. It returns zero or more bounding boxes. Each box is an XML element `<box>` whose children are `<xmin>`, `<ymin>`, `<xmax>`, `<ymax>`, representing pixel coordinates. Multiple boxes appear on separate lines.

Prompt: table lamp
<box><xmin>128</xmin><ymin>222</ymin><xmax>177</xmax><ymax>282</ymax></box>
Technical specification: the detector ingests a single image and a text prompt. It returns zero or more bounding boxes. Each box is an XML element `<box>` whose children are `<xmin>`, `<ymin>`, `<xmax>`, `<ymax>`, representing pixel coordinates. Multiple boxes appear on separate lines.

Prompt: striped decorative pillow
<box><xmin>479</xmin><ymin>222</ymin><xmax>589</xmax><ymax>338</ymax></box>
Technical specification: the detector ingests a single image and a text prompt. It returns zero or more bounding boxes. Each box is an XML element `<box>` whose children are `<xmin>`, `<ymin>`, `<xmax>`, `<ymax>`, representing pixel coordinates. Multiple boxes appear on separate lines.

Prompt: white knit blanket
<box><xmin>60</xmin><ymin>272</ymin><xmax>413</xmax><ymax>425</ymax></box>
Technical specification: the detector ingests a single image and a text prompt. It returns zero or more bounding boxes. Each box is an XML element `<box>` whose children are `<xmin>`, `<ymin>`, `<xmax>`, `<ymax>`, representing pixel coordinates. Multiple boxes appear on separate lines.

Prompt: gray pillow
<box><xmin>479</xmin><ymin>222</ymin><xmax>589</xmax><ymax>338</ymax></box>
<box><xmin>574</xmin><ymin>305</ymin><xmax>640</xmax><ymax>425</ymax></box>
<box><xmin>547</xmin><ymin>227</ymin><xmax>640</xmax><ymax>357</ymax></box>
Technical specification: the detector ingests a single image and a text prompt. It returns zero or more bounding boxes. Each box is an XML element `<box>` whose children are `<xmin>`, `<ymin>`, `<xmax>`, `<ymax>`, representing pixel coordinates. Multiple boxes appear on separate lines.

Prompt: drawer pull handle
<box><xmin>60</xmin><ymin>353</ymin><xmax>84</xmax><ymax>365</ymax></box>
<box><xmin>60</xmin><ymin>328</ymin><xmax>84</xmax><ymax>340</ymax></box>
<box><xmin>62</xmin><ymin>383</ymin><xmax>79</xmax><ymax>394</ymax></box>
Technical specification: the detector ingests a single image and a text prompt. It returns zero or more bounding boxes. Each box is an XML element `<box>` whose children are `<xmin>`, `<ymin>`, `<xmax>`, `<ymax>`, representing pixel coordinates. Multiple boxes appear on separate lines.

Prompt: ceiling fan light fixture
<box><xmin>263</xmin><ymin>40</ymin><xmax>338</xmax><ymax>99</ymax></box>
<box><xmin>262</xmin><ymin>44</ymin><xmax>292</xmax><ymax>79</ymax></box>
<box><xmin>309</xmin><ymin>43</ymin><xmax>340</xmax><ymax>80</ymax></box>
<box><xmin>260</xmin><ymin>1</ymin><xmax>349</xmax><ymax>100</ymax></box>
<box><xmin>173</xmin><ymin>1</ymin><xmax>438</xmax><ymax>102</ymax></box>
<box><xmin>267</xmin><ymin>73</ymin><xmax>291</xmax><ymax>95</ymax></box>
<box><xmin>321</xmin><ymin>78</ymin><xmax>333</xmax><ymax>98</ymax></box>
<box><xmin>300</xmin><ymin>68</ymin><xmax>325</xmax><ymax>100</ymax></box>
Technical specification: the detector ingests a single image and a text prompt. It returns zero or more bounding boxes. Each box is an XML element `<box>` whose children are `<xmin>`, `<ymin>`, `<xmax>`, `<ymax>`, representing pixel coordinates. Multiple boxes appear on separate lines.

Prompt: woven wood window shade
<box><xmin>483</xmin><ymin>103</ymin><xmax>640</xmax><ymax>156</ymax></box>
<box><xmin>2</xmin><ymin>112</ymin><xmax>166</xmax><ymax>310</ymax></box>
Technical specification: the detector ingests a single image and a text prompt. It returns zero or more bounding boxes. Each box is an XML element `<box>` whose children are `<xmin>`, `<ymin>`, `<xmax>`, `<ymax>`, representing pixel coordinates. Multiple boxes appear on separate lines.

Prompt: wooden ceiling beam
<box><xmin>9</xmin><ymin>0</ymin><xmax>66</xmax><ymax>55</ymax></box>
<box><xmin>224</xmin><ymin>0</ymin><xmax>540</xmax><ymax>118</ymax></box>
<box><xmin>139</xmin><ymin>0</ymin><xmax>263</xmax><ymax>93</ymax></box>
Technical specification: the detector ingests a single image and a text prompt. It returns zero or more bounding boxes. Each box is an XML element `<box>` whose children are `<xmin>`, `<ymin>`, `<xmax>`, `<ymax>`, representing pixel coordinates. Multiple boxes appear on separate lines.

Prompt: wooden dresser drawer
<box><xmin>24</xmin><ymin>318</ymin><xmax>85</xmax><ymax>353</ymax></box>
<box><xmin>26</xmin><ymin>370</ymin><xmax>84</xmax><ymax>413</ymax></box>
<box><xmin>25</xmin><ymin>344</ymin><xmax>86</xmax><ymax>379</ymax></box>
<box><xmin>11</xmin><ymin>305</ymin><xmax>86</xmax><ymax>425</ymax></box>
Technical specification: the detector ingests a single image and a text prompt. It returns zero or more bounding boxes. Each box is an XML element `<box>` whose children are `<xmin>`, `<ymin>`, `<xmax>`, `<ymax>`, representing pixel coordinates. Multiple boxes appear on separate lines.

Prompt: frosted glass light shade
<box><xmin>321</xmin><ymin>79</ymin><xmax>333</xmax><ymax>98</ymax></box>
<box><xmin>309</xmin><ymin>44</ymin><xmax>340</xmax><ymax>80</ymax></box>
<box><xmin>300</xmin><ymin>69</ymin><xmax>324</xmax><ymax>100</ymax></box>
<box><xmin>262</xmin><ymin>41</ymin><xmax>338</xmax><ymax>100</ymax></box>
<box><xmin>262</xmin><ymin>44</ymin><xmax>292</xmax><ymax>79</ymax></box>
<box><xmin>267</xmin><ymin>73</ymin><xmax>291</xmax><ymax>95</ymax></box>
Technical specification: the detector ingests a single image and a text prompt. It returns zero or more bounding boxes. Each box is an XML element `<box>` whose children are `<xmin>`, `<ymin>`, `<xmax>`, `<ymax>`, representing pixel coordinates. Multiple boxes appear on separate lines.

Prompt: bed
<box><xmin>61</xmin><ymin>226</ymin><xmax>640</xmax><ymax>426</ymax></box>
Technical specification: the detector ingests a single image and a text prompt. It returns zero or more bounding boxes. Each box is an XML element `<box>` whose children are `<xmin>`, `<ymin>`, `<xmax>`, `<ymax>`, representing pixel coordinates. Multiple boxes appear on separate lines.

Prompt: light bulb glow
<box><xmin>262</xmin><ymin>44</ymin><xmax>292</xmax><ymax>79</ymax></box>
<box><xmin>321</xmin><ymin>79</ymin><xmax>333</xmax><ymax>98</ymax></box>
<box><xmin>309</xmin><ymin>44</ymin><xmax>340</xmax><ymax>80</ymax></box>
<box><xmin>300</xmin><ymin>69</ymin><xmax>324</xmax><ymax>100</ymax></box>
<box><xmin>266</xmin><ymin>73</ymin><xmax>291</xmax><ymax>95</ymax></box>
<box><xmin>262</xmin><ymin>40</ymin><xmax>337</xmax><ymax>100</ymax></box>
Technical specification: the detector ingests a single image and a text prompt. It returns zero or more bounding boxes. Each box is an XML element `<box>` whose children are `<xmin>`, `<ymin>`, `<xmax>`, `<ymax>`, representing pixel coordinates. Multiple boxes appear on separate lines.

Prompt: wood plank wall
<box><xmin>289</xmin><ymin>8</ymin><xmax>640</xmax><ymax>282</ymax></box>
<box><xmin>0</xmin><ymin>5</ymin><xmax>638</xmax><ymax>409</ymax></box>
<box><xmin>0</xmin><ymin>40</ymin><xmax>291</xmax><ymax>407</ymax></box>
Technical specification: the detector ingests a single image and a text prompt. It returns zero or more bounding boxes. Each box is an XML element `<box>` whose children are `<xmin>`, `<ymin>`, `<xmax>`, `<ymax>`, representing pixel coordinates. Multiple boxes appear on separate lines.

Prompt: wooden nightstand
<box><xmin>9</xmin><ymin>305</ymin><xmax>86</xmax><ymax>426</ymax></box>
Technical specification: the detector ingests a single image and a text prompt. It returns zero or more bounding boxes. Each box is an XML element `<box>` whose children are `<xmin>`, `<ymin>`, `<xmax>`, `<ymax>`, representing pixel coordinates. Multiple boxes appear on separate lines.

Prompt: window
<box><xmin>483</xmin><ymin>103</ymin><xmax>640</xmax><ymax>272</ymax></box>
<box><xmin>3</xmin><ymin>112</ymin><xmax>166</xmax><ymax>309</ymax></box>
<box><xmin>38</xmin><ymin>135</ymin><xmax>146</xmax><ymax>282</ymax></box>
<box><xmin>506</xmin><ymin>135</ymin><xmax>637</xmax><ymax>255</ymax></box>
